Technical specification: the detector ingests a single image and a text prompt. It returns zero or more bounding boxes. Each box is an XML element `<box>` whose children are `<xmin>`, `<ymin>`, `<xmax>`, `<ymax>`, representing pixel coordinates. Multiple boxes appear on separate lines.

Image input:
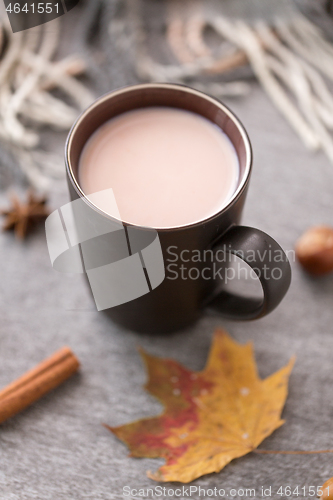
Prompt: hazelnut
<box><xmin>296</xmin><ymin>226</ymin><xmax>333</xmax><ymax>276</ymax></box>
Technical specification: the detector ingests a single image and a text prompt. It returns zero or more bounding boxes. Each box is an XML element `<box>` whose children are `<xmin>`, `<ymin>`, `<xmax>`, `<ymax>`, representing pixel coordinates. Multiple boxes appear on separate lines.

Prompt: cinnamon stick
<box><xmin>0</xmin><ymin>347</ymin><xmax>79</xmax><ymax>424</ymax></box>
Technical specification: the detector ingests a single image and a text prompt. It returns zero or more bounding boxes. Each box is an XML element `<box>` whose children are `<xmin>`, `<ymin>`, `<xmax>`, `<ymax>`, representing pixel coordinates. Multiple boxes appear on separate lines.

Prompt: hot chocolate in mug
<box><xmin>63</xmin><ymin>83</ymin><xmax>291</xmax><ymax>333</ymax></box>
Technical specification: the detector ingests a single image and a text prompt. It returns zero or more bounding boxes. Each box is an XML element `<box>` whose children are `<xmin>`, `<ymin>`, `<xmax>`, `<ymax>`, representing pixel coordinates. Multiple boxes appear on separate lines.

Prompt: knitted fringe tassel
<box><xmin>0</xmin><ymin>16</ymin><xmax>94</xmax><ymax>190</ymax></box>
<box><xmin>212</xmin><ymin>15</ymin><xmax>333</xmax><ymax>160</ymax></box>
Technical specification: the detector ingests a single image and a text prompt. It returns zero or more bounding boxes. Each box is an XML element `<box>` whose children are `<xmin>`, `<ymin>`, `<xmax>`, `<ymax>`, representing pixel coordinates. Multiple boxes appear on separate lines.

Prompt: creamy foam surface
<box><xmin>78</xmin><ymin>107</ymin><xmax>239</xmax><ymax>228</ymax></box>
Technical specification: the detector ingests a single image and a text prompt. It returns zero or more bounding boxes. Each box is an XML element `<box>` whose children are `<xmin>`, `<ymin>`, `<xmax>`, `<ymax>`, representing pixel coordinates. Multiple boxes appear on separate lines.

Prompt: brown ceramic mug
<box><xmin>65</xmin><ymin>83</ymin><xmax>291</xmax><ymax>333</ymax></box>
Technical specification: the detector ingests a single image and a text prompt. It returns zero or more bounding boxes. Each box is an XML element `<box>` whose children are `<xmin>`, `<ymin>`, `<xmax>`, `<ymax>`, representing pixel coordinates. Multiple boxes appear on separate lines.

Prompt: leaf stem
<box><xmin>255</xmin><ymin>449</ymin><xmax>333</xmax><ymax>455</ymax></box>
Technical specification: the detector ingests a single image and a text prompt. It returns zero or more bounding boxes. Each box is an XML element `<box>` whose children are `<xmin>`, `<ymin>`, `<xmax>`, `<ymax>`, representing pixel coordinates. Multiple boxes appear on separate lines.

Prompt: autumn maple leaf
<box><xmin>320</xmin><ymin>477</ymin><xmax>333</xmax><ymax>499</ymax></box>
<box><xmin>106</xmin><ymin>329</ymin><xmax>294</xmax><ymax>483</ymax></box>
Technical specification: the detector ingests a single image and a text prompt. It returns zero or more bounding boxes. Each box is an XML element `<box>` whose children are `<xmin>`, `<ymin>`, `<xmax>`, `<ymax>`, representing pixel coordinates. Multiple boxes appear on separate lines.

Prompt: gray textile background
<box><xmin>1</xmin><ymin>3</ymin><xmax>333</xmax><ymax>500</ymax></box>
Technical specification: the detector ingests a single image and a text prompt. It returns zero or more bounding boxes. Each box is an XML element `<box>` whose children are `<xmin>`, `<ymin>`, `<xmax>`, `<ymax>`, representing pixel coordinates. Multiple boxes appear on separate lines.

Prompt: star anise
<box><xmin>0</xmin><ymin>190</ymin><xmax>50</xmax><ymax>240</ymax></box>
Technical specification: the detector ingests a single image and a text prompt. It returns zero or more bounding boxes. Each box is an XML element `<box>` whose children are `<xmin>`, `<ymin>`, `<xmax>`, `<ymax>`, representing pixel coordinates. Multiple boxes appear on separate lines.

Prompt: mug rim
<box><xmin>65</xmin><ymin>83</ymin><xmax>253</xmax><ymax>231</ymax></box>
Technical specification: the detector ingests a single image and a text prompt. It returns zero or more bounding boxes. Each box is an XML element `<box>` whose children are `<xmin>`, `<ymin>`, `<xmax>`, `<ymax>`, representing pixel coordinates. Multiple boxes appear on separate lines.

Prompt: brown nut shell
<box><xmin>296</xmin><ymin>226</ymin><xmax>333</xmax><ymax>276</ymax></box>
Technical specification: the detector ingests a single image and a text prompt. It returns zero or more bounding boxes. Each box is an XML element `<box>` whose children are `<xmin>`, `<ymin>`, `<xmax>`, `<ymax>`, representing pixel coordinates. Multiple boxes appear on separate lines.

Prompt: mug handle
<box><xmin>206</xmin><ymin>226</ymin><xmax>292</xmax><ymax>320</ymax></box>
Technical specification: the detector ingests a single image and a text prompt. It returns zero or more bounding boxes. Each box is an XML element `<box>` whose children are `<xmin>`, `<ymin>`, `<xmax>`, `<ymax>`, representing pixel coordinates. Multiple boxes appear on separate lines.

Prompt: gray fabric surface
<box><xmin>1</xmin><ymin>4</ymin><xmax>333</xmax><ymax>500</ymax></box>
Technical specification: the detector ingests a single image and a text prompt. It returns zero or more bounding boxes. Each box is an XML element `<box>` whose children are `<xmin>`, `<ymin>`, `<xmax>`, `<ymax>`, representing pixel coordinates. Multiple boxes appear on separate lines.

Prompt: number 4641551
<box><xmin>6</xmin><ymin>3</ymin><xmax>59</xmax><ymax>14</ymax></box>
